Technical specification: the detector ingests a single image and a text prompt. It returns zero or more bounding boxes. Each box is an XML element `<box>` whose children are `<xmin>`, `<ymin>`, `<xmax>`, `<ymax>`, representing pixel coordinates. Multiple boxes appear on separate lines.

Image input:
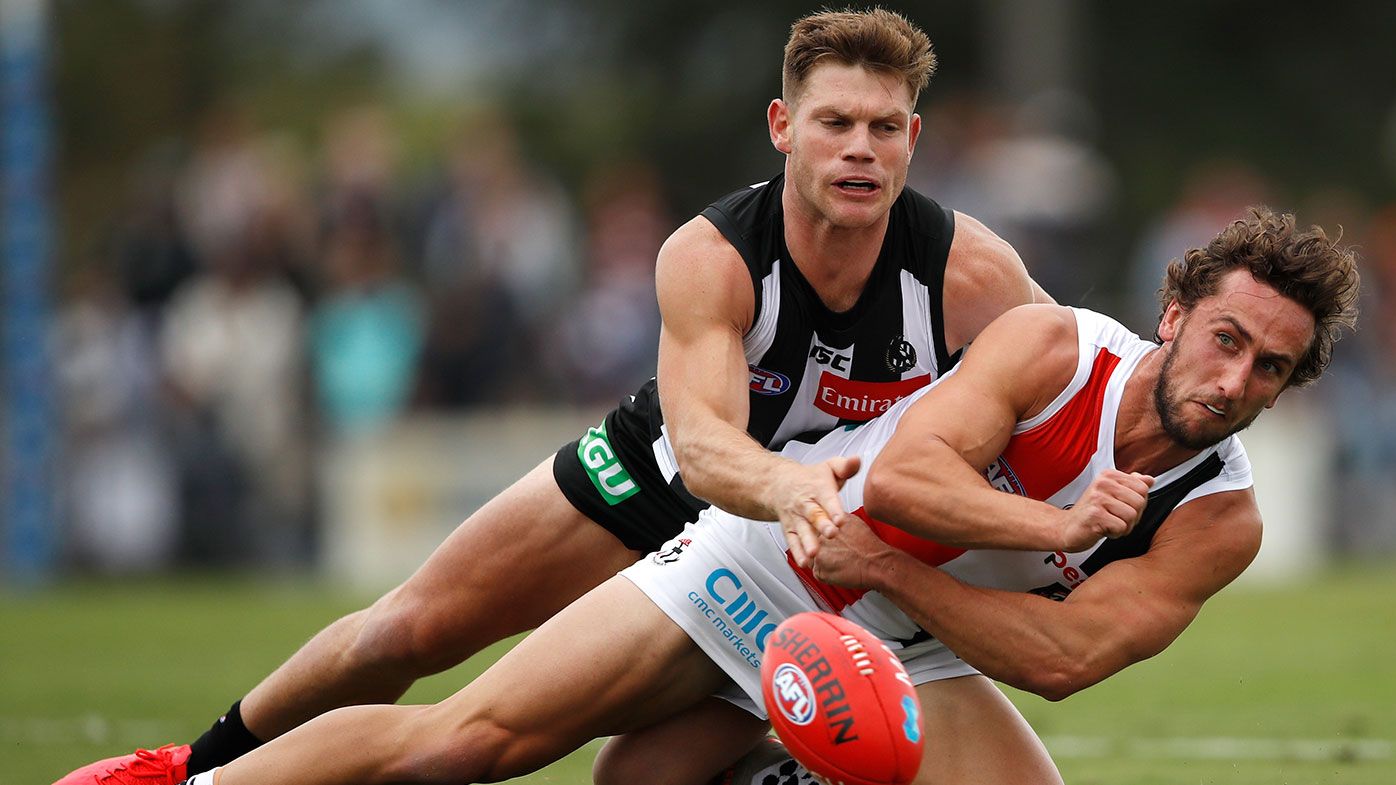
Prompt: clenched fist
<box><xmin>1057</xmin><ymin>470</ymin><xmax>1153</xmax><ymax>552</ymax></box>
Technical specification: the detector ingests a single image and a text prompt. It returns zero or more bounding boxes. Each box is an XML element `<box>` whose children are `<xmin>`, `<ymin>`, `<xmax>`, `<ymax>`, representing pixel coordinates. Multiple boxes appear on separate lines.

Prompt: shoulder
<box><xmin>974</xmin><ymin>303</ymin><xmax>1078</xmax><ymax>358</ymax></box>
<box><xmin>657</xmin><ymin>214</ymin><xmax>750</xmax><ymax>281</ymax></box>
<box><xmin>952</xmin><ymin>304</ymin><xmax>1080</xmax><ymax>414</ymax></box>
<box><xmin>940</xmin><ymin>212</ymin><xmax>1041</xmax><ymax>350</ymax></box>
<box><xmin>656</xmin><ymin>215</ymin><xmax>754</xmax><ymax>329</ymax></box>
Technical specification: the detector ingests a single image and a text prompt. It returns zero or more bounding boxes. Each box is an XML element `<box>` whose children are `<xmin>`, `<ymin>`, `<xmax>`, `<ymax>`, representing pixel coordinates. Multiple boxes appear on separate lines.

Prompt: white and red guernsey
<box><xmin>774</xmin><ymin>307</ymin><xmax>1253</xmax><ymax>647</ymax></box>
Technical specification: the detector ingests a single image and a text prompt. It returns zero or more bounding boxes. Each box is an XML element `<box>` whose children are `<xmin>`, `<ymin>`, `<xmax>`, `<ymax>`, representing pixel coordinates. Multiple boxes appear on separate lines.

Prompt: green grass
<box><xmin>4</xmin><ymin>567</ymin><xmax>1394</xmax><ymax>784</ymax></box>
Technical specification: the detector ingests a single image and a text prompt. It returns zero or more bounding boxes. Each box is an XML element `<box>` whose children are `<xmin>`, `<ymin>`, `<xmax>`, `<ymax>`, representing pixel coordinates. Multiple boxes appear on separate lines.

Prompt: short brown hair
<box><xmin>782</xmin><ymin>8</ymin><xmax>936</xmax><ymax>107</ymax></box>
<box><xmin>1157</xmin><ymin>205</ymin><xmax>1360</xmax><ymax>387</ymax></box>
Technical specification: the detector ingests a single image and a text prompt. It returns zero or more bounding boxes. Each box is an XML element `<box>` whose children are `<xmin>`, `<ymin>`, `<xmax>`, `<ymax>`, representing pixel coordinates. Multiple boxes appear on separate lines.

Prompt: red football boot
<box><xmin>53</xmin><ymin>743</ymin><xmax>191</xmax><ymax>785</ymax></box>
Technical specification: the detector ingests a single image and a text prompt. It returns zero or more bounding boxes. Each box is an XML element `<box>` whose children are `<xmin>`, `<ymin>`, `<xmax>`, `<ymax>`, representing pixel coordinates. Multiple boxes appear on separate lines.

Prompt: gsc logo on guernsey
<box><xmin>688</xmin><ymin>568</ymin><xmax>779</xmax><ymax>669</ymax></box>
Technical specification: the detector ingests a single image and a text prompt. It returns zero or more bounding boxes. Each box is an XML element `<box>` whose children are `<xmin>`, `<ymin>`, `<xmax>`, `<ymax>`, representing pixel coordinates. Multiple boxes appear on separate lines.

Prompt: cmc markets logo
<box><xmin>687</xmin><ymin>568</ymin><xmax>779</xmax><ymax>668</ymax></box>
<box><xmin>749</xmin><ymin>365</ymin><xmax>791</xmax><ymax>395</ymax></box>
<box><xmin>769</xmin><ymin>663</ymin><xmax>817</xmax><ymax>726</ymax></box>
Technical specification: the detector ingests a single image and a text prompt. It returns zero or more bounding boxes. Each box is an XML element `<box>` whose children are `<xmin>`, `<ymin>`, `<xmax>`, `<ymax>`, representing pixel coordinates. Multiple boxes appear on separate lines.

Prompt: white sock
<box><xmin>185</xmin><ymin>767</ymin><xmax>220</xmax><ymax>785</ymax></box>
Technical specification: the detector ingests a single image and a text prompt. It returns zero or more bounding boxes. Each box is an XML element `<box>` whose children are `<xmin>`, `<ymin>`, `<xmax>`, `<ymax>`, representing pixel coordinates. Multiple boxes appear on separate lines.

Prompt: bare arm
<box><xmin>940</xmin><ymin>211</ymin><xmax>1055</xmax><ymax>354</ymax></box>
<box><xmin>657</xmin><ymin>217</ymin><xmax>859</xmax><ymax>565</ymax></box>
<box><xmin>815</xmin><ymin>489</ymin><xmax>1262</xmax><ymax>700</ymax></box>
<box><xmin>862</xmin><ymin>304</ymin><xmax>1148</xmax><ymax>551</ymax></box>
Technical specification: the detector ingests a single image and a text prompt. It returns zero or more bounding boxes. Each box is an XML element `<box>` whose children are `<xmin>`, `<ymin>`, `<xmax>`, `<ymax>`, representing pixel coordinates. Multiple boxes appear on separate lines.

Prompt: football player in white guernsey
<box><xmin>164</xmin><ymin>208</ymin><xmax>1356</xmax><ymax>785</ymax></box>
<box><xmin>53</xmin><ymin>10</ymin><xmax>1051</xmax><ymax>785</ymax></box>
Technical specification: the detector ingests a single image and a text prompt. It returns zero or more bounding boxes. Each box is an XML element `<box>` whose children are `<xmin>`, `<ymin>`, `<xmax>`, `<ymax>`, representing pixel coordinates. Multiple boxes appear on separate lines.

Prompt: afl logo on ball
<box><xmin>770</xmin><ymin>663</ymin><xmax>817</xmax><ymax>726</ymax></box>
<box><xmin>886</xmin><ymin>336</ymin><xmax>917</xmax><ymax>373</ymax></box>
<box><xmin>749</xmin><ymin>366</ymin><xmax>791</xmax><ymax>395</ymax></box>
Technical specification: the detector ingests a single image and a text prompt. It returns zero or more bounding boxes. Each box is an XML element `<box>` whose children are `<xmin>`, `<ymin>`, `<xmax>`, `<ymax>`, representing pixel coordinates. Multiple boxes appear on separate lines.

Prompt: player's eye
<box><xmin>1217</xmin><ymin>333</ymin><xmax>1235</xmax><ymax>348</ymax></box>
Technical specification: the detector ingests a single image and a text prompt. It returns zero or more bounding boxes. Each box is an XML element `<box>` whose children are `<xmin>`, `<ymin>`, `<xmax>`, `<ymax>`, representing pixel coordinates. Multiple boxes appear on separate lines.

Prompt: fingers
<box><xmin>830</xmin><ymin>455</ymin><xmax>862</xmax><ymax>481</ymax></box>
<box><xmin>784</xmin><ymin>508</ymin><xmax>824</xmax><ymax>568</ymax></box>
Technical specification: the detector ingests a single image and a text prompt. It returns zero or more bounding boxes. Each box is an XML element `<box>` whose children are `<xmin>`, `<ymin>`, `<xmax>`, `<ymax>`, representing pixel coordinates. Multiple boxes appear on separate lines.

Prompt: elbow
<box><xmin>670</xmin><ymin>436</ymin><xmax>711</xmax><ymax>498</ymax></box>
<box><xmin>861</xmin><ymin>460</ymin><xmax>902</xmax><ymax>523</ymax></box>
<box><xmin>1012</xmin><ymin>659</ymin><xmax>1096</xmax><ymax>702</ymax></box>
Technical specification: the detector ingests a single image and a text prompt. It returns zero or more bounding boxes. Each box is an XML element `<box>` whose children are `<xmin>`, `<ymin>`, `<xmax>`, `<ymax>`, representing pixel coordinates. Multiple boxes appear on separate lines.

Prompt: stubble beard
<box><xmin>1153</xmin><ymin>345</ymin><xmax>1261</xmax><ymax>451</ymax></box>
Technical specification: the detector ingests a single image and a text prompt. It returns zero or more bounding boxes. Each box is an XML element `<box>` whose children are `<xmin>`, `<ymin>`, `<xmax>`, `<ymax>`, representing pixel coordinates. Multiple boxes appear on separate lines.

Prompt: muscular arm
<box><xmin>657</xmin><ymin>217</ymin><xmax>858</xmax><ymax>562</ymax></box>
<box><xmin>861</xmin><ymin>304</ymin><xmax>1123</xmax><ymax>551</ymax></box>
<box><xmin>817</xmin><ymin>489</ymin><xmax>1262</xmax><ymax>700</ymax></box>
<box><xmin>940</xmin><ymin>211</ymin><xmax>1054</xmax><ymax>354</ymax></box>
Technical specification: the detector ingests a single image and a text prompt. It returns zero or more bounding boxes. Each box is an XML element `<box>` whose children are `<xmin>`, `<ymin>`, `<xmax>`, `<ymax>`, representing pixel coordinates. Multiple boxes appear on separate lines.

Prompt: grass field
<box><xmin>4</xmin><ymin>565</ymin><xmax>1394</xmax><ymax>785</ymax></box>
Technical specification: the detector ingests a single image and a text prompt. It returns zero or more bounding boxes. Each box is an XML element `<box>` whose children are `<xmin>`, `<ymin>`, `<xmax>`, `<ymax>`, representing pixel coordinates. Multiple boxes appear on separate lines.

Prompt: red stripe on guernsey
<box><xmin>814</xmin><ymin>371</ymin><xmax>931</xmax><ymax>421</ymax></box>
<box><xmin>787</xmin><ymin>508</ymin><xmax>966</xmax><ymax>613</ymax></box>
<box><xmin>997</xmin><ymin>347</ymin><xmax>1121</xmax><ymax>501</ymax></box>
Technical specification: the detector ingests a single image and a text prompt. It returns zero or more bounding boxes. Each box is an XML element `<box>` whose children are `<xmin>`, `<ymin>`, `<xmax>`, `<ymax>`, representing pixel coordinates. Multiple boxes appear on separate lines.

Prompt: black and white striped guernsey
<box><xmin>604</xmin><ymin>174</ymin><xmax>958</xmax><ymax>514</ymax></box>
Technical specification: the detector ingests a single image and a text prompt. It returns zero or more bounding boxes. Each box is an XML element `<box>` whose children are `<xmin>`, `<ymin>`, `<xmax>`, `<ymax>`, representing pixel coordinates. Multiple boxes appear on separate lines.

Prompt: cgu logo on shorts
<box><xmin>770</xmin><ymin>663</ymin><xmax>817</xmax><ymax>726</ymax></box>
<box><xmin>578</xmin><ymin>420</ymin><xmax>639</xmax><ymax>505</ymax></box>
<box><xmin>687</xmin><ymin>568</ymin><xmax>779</xmax><ymax>669</ymax></box>
<box><xmin>749</xmin><ymin>365</ymin><xmax>792</xmax><ymax>396</ymax></box>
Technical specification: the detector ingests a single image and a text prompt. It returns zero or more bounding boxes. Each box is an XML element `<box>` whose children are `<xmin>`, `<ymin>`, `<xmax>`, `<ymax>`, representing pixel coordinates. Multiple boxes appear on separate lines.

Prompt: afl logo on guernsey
<box><xmin>985</xmin><ymin>457</ymin><xmax>1026</xmax><ymax>496</ymax></box>
<box><xmin>749</xmin><ymin>365</ymin><xmax>791</xmax><ymax>395</ymax></box>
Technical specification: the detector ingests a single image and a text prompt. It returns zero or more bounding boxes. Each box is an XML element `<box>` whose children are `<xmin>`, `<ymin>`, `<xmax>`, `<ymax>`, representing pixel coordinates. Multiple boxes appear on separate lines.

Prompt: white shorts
<box><xmin>621</xmin><ymin>507</ymin><xmax>979</xmax><ymax>719</ymax></box>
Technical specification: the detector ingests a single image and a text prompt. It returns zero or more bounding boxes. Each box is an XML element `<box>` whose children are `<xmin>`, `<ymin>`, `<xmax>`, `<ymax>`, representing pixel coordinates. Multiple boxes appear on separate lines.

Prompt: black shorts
<box><xmin>553</xmin><ymin>405</ymin><xmax>706</xmax><ymax>554</ymax></box>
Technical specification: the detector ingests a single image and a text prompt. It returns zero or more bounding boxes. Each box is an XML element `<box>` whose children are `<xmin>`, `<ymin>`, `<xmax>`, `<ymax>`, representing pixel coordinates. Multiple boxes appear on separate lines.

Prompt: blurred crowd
<box><xmin>53</xmin><ymin>102</ymin><xmax>668</xmax><ymax>572</ymax></box>
<box><xmin>49</xmin><ymin>94</ymin><xmax>1396</xmax><ymax>575</ymax></box>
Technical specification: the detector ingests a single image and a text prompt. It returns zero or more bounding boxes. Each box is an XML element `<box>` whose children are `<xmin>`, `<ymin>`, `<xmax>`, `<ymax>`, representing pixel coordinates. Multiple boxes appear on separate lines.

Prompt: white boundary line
<box><xmin>5</xmin><ymin>717</ymin><xmax>1391</xmax><ymax>763</ymax></box>
<box><xmin>1044</xmin><ymin>734</ymin><xmax>1394</xmax><ymax>762</ymax></box>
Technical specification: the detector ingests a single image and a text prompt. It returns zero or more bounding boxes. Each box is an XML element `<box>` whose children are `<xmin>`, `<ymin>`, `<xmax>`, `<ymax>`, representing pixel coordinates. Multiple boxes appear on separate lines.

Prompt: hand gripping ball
<box><xmin>761</xmin><ymin>612</ymin><xmax>924</xmax><ymax>785</ymax></box>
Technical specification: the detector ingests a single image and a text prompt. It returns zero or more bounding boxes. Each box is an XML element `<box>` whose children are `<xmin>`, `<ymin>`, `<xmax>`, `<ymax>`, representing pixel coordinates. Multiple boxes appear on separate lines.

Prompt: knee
<box><xmin>394</xmin><ymin>707</ymin><xmax>524</xmax><ymax>784</ymax></box>
<box><xmin>594</xmin><ymin>735</ymin><xmax>701</xmax><ymax>785</ymax></box>
<box><xmin>345</xmin><ymin>588</ymin><xmax>472</xmax><ymax>679</ymax></box>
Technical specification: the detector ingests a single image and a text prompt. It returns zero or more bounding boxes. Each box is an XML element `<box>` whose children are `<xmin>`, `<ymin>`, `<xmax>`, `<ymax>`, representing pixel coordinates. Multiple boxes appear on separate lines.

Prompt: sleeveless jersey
<box><xmin>608</xmin><ymin>174</ymin><xmax>957</xmax><ymax>511</ymax></box>
<box><xmin>770</xmin><ymin>307</ymin><xmax>1254</xmax><ymax>646</ymax></box>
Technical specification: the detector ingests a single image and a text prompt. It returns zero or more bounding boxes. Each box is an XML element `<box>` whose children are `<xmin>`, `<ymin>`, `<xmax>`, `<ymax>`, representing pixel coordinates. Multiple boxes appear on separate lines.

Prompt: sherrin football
<box><xmin>761</xmin><ymin>612</ymin><xmax>924</xmax><ymax>785</ymax></box>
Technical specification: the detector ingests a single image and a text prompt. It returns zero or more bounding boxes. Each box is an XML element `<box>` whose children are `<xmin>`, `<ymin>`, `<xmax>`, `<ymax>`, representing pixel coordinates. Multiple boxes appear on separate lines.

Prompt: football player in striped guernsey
<box><xmin>164</xmin><ymin>209</ymin><xmax>1354</xmax><ymax>785</ymax></box>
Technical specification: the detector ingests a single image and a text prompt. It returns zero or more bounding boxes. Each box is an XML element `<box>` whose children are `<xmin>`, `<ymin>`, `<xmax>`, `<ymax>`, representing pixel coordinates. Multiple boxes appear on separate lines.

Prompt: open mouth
<box><xmin>834</xmin><ymin>179</ymin><xmax>879</xmax><ymax>194</ymax></box>
<box><xmin>1202</xmin><ymin>402</ymin><xmax>1226</xmax><ymax>417</ymax></box>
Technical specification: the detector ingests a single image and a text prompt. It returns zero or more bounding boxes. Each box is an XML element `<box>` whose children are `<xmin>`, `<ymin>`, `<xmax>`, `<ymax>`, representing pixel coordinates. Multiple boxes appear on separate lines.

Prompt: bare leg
<box><xmin>913</xmin><ymin>675</ymin><xmax>1062</xmax><ymax>785</ymax></box>
<box><xmin>215</xmin><ymin>577</ymin><xmax>733</xmax><ymax>785</ymax></box>
<box><xmin>238</xmin><ymin>458</ymin><xmax>641</xmax><ymax>740</ymax></box>
<box><xmin>593</xmin><ymin>698</ymin><xmax>771</xmax><ymax>785</ymax></box>
<box><xmin>594</xmin><ymin>673</ymin><xmax>1061</xmax><ymax>785</ymax></box>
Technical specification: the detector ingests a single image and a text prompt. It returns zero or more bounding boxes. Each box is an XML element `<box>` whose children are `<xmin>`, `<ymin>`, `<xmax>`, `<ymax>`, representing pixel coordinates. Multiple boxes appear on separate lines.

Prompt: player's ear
<box><xmin>1157</xmin><ymin>299</ymin><xmax>1183</xmax><ymax>343</ymax></box>
<box><xmin>769</xmin><ymin>99</ymin><xmax>793</xmax><ymax>155</ymax></box>
<box><xmin>907</xmin><ymin>112</ymin><xmax>922</xmax><ymax>155</ymax></box>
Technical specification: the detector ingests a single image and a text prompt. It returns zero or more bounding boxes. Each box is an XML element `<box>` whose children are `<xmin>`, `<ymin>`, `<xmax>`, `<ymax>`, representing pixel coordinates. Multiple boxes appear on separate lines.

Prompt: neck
<box><xmin>781</xmin><ymin>183</ymin><xmax>889</xmax><ymax>311</ymax></box>
<box><xmin>1113</xmin><ymin>348</ymin><xmax>1203</xmax><ymax>475</ymax></box>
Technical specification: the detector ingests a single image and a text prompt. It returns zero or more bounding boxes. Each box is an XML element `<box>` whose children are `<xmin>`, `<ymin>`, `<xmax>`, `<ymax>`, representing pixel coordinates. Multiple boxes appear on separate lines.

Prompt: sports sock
<box><xmin>187</xmin><ymin>701</ymin><xmax>262</xmax><ymax>772</ymax></box>
<box><xmin>182</xmin><ymin>767</ymin><xmax>220</xmax><ymax>785</ymax></box>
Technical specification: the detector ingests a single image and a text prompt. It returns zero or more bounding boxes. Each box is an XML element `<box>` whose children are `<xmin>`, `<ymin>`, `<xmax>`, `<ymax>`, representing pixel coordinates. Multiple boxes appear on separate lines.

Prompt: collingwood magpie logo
<box><xmin>886</xmin><ymin>335</ymin><xmax>917</xmax><ymax>373</ymax></box>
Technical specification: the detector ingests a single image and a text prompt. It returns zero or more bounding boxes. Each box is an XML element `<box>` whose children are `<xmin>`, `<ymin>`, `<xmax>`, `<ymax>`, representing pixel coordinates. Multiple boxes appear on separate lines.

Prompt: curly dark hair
<box><xmin>1156</xmin><ymin>205</ymin><xmax>1360</xmax><ymax>387</ymax></box>
<box><xmin>782</xmin><ymin>8</ymin><xmax>936</xmax><ymax>107</ymax></box>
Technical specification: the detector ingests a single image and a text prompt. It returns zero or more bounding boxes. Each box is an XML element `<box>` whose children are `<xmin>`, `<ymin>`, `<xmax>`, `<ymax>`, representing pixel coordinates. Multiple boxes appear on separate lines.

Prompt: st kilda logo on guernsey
<box><xmin>886</xmin><ymin>335</ymin><xmax>917</xmax><ymax>373</ymax></box>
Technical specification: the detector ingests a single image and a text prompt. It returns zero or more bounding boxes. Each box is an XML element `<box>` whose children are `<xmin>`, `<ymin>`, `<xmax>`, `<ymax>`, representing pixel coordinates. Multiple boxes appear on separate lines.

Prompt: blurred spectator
<box><xmin>161</xmin><ymin>119</ymin><xmax>312</xmax><ymax>566</ymax></box>
<box><xmin>546</xmin><ymin>161</ymin><xmax>668</xmax><ymax>405</ymax></box>
<box><xmin>913</xmin><ymin>90</ymin><xmax>1116</xmax><ymax>307</ymax></box>
<box><xmin>309</xmin><ymin>191</ymin><xmax>424</xmax><ymax>435</ymax></box>
<box><xmin>1326</xmin><ymin>203</ymin><xmax>1396</xmax><ymax>556</ymax></box>
<box><xmin>54</xmin><ymin>265</ymin><xmax>178</xmax><ymax>573</ymax></box>
<box><xmin>1124</xmin><ymin>159</ymin><xmax>1271</xmax><ymax>334</ymax></box>
<box><xmin>416</xmin><ymin>113</ymin><xmax>579</xmax><ymax>405</ymax></box>
<box><xmin>114</xmin><ymin>146</ymin><xmax>199</xmax><ymax>313</ymax></box>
